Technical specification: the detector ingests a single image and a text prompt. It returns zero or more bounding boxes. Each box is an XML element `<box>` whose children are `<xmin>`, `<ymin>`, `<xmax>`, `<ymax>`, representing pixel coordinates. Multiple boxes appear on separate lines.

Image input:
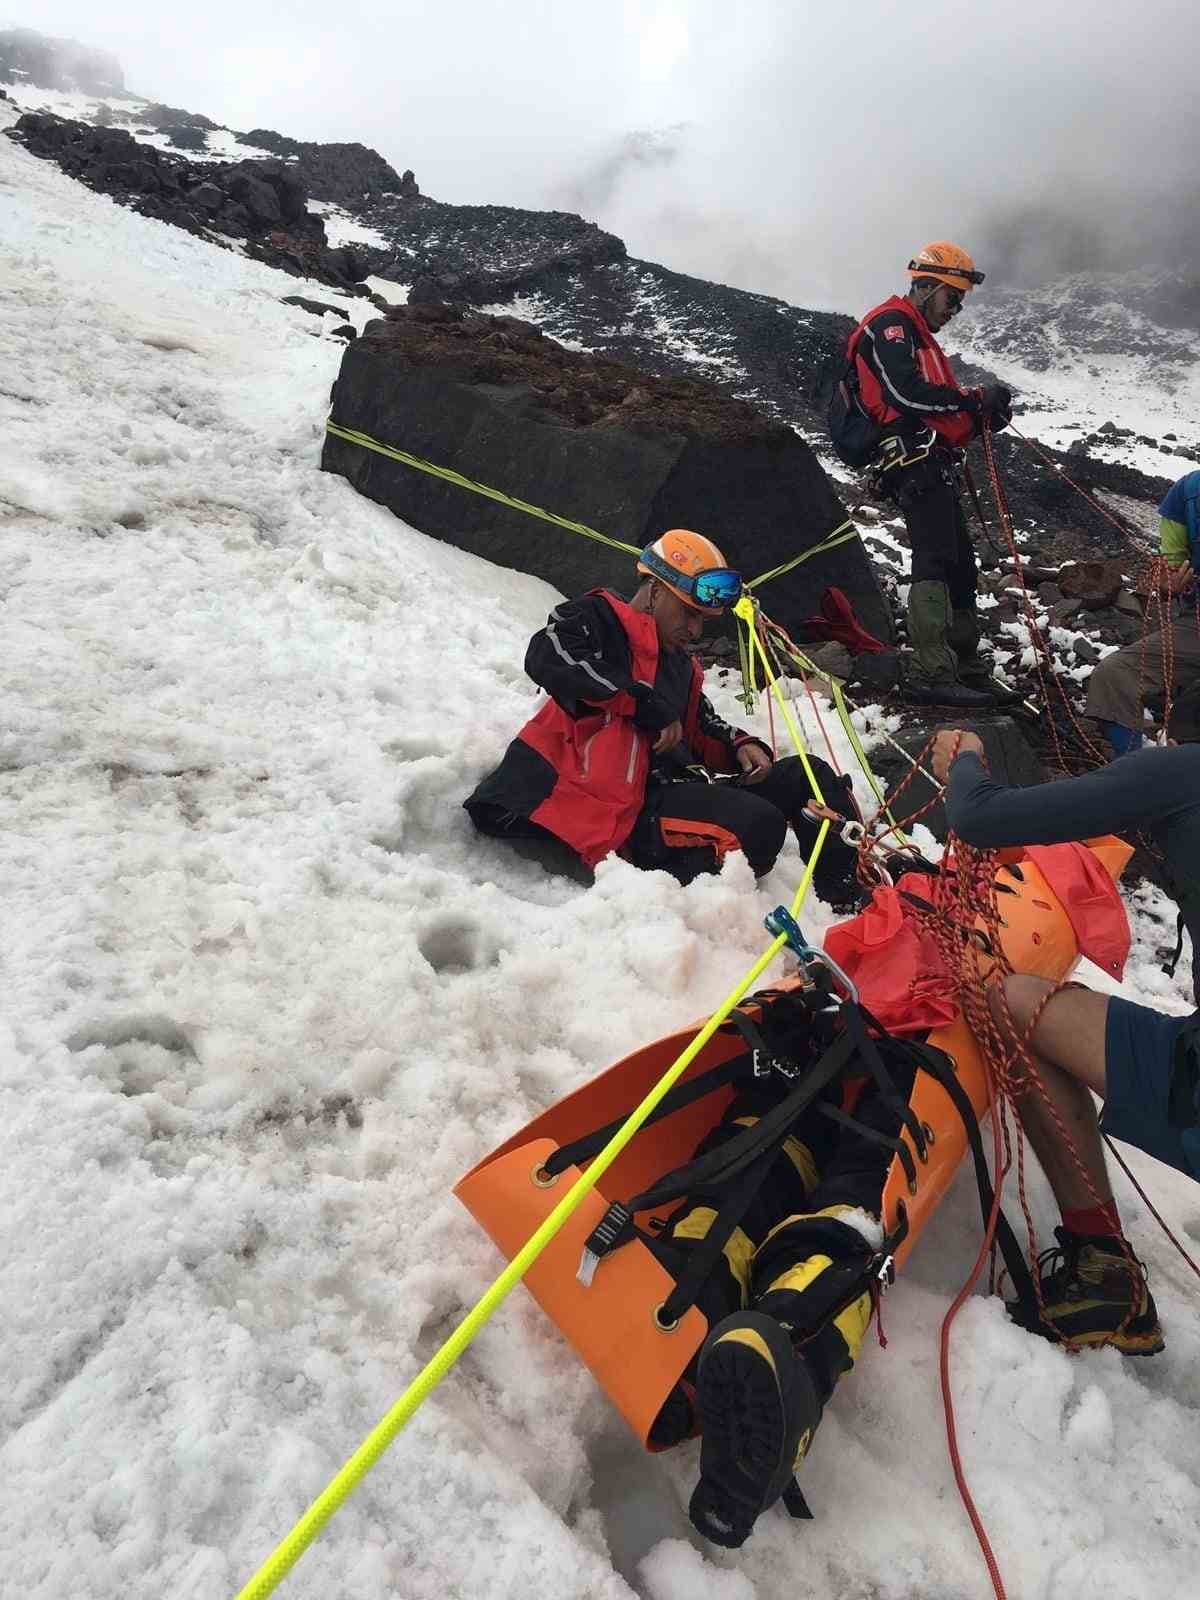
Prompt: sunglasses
<box><xmin>942</xmin><ymin>287</ymin><xmax>965</xmax><ymax>312</ymax></box>
<box><xmin>640</xmin><ymin>548</ymin><xmax>743</xmax><ymax>610</ymax></box>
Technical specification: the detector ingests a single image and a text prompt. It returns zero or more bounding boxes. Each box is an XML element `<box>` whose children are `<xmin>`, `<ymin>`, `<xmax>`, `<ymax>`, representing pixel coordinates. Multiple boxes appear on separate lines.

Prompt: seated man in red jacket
<box><xmin>465</xmin><ymin>529</ymin><xmax>861</xmax><ymax>902</ymax></box>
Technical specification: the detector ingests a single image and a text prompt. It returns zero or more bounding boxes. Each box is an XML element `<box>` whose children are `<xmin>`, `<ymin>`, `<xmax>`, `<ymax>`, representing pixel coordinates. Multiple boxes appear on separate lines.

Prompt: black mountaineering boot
<box><xmin>1007</xmin><ymin>1228</ymin><xmax>1164</xmax><ymax>1355</ymax></box>
<box><xmin>689</xmin><ymin>1312</ymin><xmax>822</xmax><ymax>1548</ymax></box>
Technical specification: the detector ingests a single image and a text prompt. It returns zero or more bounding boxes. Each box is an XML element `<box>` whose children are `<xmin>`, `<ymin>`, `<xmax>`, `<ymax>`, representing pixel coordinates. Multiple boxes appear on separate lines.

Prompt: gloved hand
<box><xmin>977</xmin><ymin>384</ymin><xmax>1013</xmax><ymax>429</ymax></box>
<box><xmin>631</xmin><ymin>681</ymin><xmax>678</xmax><ymax>733</ymax></box>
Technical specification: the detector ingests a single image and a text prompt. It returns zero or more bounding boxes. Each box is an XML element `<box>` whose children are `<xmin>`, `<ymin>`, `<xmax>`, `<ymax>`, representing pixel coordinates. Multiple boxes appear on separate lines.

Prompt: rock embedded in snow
<box><xmin>322</xmin><ymin>302</ymin><xmax>894</xmax><ymax>645</ymax></box>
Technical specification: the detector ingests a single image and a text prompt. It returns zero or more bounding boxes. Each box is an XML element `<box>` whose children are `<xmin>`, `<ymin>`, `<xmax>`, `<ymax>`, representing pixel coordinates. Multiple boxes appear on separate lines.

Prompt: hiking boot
<box><xmin>689</xmin><ymin>1311</ymin><xmax>822</xmax><ymax>1548</ymax></box>
<box><xmin>1006</xmin><ymin>1228</ymin><xmax>1165</xmax><ymax>1355</ymax></box>
<box><xmin>902</xmin><ymin>677</ymin><xmax>997</xmax><ymax>709</ymax></box>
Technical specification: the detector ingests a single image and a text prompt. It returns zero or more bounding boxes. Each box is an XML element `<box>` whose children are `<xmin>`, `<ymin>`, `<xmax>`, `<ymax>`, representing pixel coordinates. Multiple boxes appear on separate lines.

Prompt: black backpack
<box><xmin>826</xmin><ymin>335</ymin><xmax>883</xmax><ymax>470</ymax></box>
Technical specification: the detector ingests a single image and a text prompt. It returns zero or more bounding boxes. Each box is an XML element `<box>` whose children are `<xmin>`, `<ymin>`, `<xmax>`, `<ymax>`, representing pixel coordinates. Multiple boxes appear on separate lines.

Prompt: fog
<box><xmin>20</xmin><ymin>1</ymin><xmax>1200</xmax><ymax>312</ymax></box>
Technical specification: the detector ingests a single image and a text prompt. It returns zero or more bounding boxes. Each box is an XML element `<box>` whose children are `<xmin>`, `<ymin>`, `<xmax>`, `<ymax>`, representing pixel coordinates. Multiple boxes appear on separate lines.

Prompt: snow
<box><xmin>2</xmin><ymin>126</ymin><xmax>1200</xmax><ymax>1600</ymax></box>
<box><xmin>363</xmin><ymin>275</ymin><xmax>410</xmax><ymax>308</ymax></box>
<box><xmin>951</xmin><ymin>284</ymin><xmax>1200</xmax><ymax>483</ymax></box>
<box><xmin>307</xmin><ymin>202</ymin><xmax>391</xmax><ymax>251</ymax></box>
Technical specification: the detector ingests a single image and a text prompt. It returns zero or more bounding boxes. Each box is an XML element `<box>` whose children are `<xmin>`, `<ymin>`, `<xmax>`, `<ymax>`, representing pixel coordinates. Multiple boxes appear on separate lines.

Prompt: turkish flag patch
<box><xmin>884</xmin><ymin>325</ymin><xmax>906</xmax><ymax>342</ymax></box>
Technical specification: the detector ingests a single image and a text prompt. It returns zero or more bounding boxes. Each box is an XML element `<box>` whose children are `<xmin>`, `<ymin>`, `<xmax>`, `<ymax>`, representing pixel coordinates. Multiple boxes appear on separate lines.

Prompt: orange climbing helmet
<box><xmin>636</xmin><ymin>529</ymin><xmax>742</xmax><ymax>615</ymax></box>
<box><xmin>907</xmin><ymin>241</ymin><xmax>985</xmax><ymax>293</ymax></box>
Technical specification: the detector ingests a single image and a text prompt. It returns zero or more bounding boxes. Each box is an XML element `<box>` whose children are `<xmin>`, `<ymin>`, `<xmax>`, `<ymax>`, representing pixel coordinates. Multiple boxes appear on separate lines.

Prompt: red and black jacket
<box><xmin>850</xmin><ymin>294</ymin><xmax>980</xmax><ymax>449</ymax></box>
<box><xmin>465</xmin><ymin>590</ymin><xmax>766</xmax><ymax>867</ymax></box>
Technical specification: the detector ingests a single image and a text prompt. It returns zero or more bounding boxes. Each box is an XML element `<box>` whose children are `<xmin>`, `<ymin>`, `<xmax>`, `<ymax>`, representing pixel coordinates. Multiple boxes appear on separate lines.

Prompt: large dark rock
<box><xmin>872</xmin><ymin>716</ymin><xmax>1044</xmax><ymax>840</ymax></box>
<box><xmin>320</xmin><ymin>305</ymin><xmax>893</xmax><ymax>644</ymax></box>
<box><xmin>232</xmin><ymin>129</ymin><xmax>405</xmax><ymax>202</ymax></box>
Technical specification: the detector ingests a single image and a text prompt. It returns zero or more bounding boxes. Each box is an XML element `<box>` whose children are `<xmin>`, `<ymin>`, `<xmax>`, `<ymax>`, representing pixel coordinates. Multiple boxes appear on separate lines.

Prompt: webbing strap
<box><xmin>891</xmin><ymin>1036</ymin><xmax>1037</xmax><ymax>1308</ymax></box>
<box><xmin>324</xmin><ymin>419</ymin><xmax>859</xmax><ymax>589</ymax></box>
<box><xmin>656</xmin><ymin>1151</ymin><xmax>777</xmax><ymax>1327</ymax></box>
<box><xmin>543</xmin><ymin>1052</ymin><xmax>749</xmax><ymax>1177</ymax></box>
<box><xmin>625</xmin><ymin>1024</ymin><xmax>859</xmax><ymax>1215</ymax></box>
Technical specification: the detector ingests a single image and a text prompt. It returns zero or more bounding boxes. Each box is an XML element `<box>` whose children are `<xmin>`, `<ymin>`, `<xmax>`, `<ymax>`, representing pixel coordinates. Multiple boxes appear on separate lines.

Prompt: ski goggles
<box><xmin>638</xmin><ymin>547</ymin><xmax>743</xmax><ymax>611</ymax></box>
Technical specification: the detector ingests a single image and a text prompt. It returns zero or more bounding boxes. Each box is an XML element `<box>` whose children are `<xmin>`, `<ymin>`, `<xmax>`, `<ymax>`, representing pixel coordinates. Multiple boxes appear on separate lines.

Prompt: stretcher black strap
<box><xmin>814</xmin><ymin>1098</ymin><xmax>918</xmax><ymax>1192</ymax></box>
<box><xmin>655</xmin><ymin>1150</ymin><xmax>779</xmax><ymax>1327</ymax></box>
<box><xmin>1162</xmin><ymin>909</ymin><xmax>1186</xmax><ymax>979</ymax></box>
<box><xmin>886</xmin><ymin>1032</ymin><xmax>1038</xmax><ymax>1309</ymax></box>
<box><xmin>543</xmin><ymin>1052</ymin><xmax>750</xmax><ymax>1178</ymax></box>
<box><xmin>625</xmin><ymin>1024</ymin><xmax>861</xmax><ymax>1216</ymax></box>
<box><xmin>840</xmin><ymin>1004</ymin><xmax>929</xmax><ymax>1167</ymax></box>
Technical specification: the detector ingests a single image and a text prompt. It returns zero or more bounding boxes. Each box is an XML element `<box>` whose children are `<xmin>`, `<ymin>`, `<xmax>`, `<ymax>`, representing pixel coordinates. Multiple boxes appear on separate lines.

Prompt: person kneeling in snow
<box><xmin>931</xmin><ymin>729</ymin><xmax>1200</xmax><ymax>1353</ymax></box>
<box><xmin>464</xmin><ymin>529</ymin><xmax>861</xmax><ymax>904</ymax></box>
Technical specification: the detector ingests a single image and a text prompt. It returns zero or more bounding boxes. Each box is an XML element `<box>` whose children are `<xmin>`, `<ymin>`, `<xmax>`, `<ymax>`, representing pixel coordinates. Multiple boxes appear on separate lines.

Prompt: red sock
<box><xmin>1062</xmin><ymin>1202</ymin><xmax>1122</xmax><ymax>1239</ymax></box>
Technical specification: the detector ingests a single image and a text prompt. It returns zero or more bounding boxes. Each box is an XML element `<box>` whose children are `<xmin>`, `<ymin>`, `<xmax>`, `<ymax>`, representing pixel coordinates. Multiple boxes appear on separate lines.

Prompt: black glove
<box><xmin>978</xmin><ymin>384</ymin><xmax>1013</xmax><ymax>429</ymax></box>
<box><xmin>631</xmin><ymin>681</ymin><xmax>678</xmax><ymax>732</ymax></box>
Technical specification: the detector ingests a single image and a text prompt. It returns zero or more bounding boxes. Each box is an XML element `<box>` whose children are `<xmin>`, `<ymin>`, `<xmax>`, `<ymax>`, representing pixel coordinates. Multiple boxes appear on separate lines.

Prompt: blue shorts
<box><xmin>1101</xmin><ymin>998</ymin><xmax>1200</xmax><ymax>1182</ymax></box>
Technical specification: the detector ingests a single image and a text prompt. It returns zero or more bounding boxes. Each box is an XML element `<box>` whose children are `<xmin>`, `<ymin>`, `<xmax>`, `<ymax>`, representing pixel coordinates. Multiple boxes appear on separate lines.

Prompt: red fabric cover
<box><xmin>849</xmin><ymin>294</ymin><xmax>977</xmax><ymax>449</ymax></box>
<box><xmin>522</xmin><ymin>590</ymin><xmax>740</xmax><ymax>867</ymax></box>
<box><xmin>1024</xmin><ymin>843</ymin><xmax>1130</xmax><ymax>979</ymax></box>
<box><xmin>803</xmin><ymin>587</ymin><xmax>887</xmax><ymax>656</ymax></box>
<box><xmin>823</xmin><ymin>883</ymin><xmax>958</xmax><ymax>1036</ymax></box>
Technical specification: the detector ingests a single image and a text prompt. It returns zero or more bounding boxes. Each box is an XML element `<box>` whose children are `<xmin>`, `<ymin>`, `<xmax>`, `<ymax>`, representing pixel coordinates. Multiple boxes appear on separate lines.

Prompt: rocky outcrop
<box><xmin>320</xmin><ymin>304</ymin><xmax>894</xmax><ymax>644</ymax></box>
<box><xmin>0</xmin><ymin>26</ymin><xmax>124</xmax><ymax>95</ymax></box>
<box><xmin>231</xmin><ymin>128</ymin><xmax>408</xmax><ymax>202</ymax></box>
<box><xmin>6</xmin><ymin>114</ymin><xmax>371</xmax><ymax>291</ymax></box>
<box><xmin>873</xmin><ymin>717</ymin><xmax>1044</xmax><ymax>840</ymax></box>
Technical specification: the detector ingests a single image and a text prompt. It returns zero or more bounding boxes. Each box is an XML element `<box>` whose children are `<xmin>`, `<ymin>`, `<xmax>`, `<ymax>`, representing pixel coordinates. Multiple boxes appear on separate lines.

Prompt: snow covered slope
<box><xmin>3</xmin><ymin>109</ymin><xmax>1200</xmax><ymax>1600</ymax></box>
<box><xmin>954</xmin><ymin>273</ymin><xmax>1200</xmax><ymax>480</ymax></box>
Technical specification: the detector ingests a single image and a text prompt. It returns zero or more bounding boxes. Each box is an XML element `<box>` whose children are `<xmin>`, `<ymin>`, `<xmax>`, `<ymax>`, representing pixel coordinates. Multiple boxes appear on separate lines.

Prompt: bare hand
<box><xmin>736</xmin><ymin>743</ymin><xmax>773</xmax><ymax>784</ymax></box>
<box><xmin>931</xmin><ymin>728</ymin><xmax>984</xmax><ymax>784</ymax></box>
<box><xmin>1166</xmin><ymin>560</ymin><xmax>1194</xmax><ymax>596</ymax></box>
<box><xmin>654</xmin><ymin>720</ymin><xmax>684</xmax><ymax>753</ymax></box>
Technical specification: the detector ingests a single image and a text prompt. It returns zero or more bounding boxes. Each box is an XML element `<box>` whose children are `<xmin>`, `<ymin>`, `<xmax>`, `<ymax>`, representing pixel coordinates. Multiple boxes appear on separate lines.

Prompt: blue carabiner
<box><xmin>764</xmin><ymin>905</ymin><xmax>860</xmax><ymax>1004</ymax></box>
<box><xmin>764</xmin><ymin>905</ymin><xmax>815</xmax><ymax>960</ymax></box>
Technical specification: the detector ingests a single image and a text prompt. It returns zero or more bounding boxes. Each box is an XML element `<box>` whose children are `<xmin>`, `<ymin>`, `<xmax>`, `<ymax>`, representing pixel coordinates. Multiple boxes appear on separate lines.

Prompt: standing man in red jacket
<box><xmin>848</xmin><ymin>242</ymin><xmax>1013</xmax><ymax>708</ymax></box>
<box><xmin>465</xmin><ymin>529</ymin><xmax>862</xmax><ymax>903</ymax></box>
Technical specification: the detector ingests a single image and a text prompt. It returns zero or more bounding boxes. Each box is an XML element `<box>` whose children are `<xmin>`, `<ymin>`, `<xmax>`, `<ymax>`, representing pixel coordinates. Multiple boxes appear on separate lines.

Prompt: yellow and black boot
<box><xmin>1007</xmin><ymin>1228</ymin><xmax>1164</xmax><ymax>1355</ymax></box>
<box><xmin>689</xmin><ymin>1207</ymin><xmax>875</xmax><ymax>1547</ymax></box>
<box><xmin>689</xmin><ymin>1310</ymin><xmax>822</xmax><ymax>1548</ymax></box>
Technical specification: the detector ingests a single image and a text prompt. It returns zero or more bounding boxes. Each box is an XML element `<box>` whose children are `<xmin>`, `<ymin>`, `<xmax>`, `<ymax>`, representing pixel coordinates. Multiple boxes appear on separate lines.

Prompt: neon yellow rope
<box><xmin>233</xmin><ymin>834</ymin><xmax>830</xmax><ymax>1600</ymax></box>
<box><xmin>323</xmin><ymin>420</ymin><xmax>856</xmax><ymax>589</ymax></box>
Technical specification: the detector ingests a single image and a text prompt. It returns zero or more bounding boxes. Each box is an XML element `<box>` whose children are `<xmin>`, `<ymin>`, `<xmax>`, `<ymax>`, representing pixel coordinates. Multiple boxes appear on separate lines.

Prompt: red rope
<box><xmin>1008</xmin><ymin>422</ymin><xmax>1142</xmax><ymax>543</ymax></box>
<box><xmin>1104</xmin><ymin>1134</ymin><xmax>1200</xmax><ymax>1285</ymax></box>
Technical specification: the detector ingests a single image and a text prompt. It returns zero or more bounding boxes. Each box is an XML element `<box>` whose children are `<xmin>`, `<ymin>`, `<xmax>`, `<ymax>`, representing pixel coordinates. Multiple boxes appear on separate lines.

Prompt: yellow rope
<box><xmin>324</xmin><ymin>420</ymin><xmax>859</xmax><ymax>589</ymax></box>
<box><xmin>231</xmin><ymin>426</ymin><xmax>867</xmax><ymax>1598</ymax></box>
<box><xmin>233</xmin><ymin>834</ymin><xmax>830</xmax><ymax>1600</ymax></box>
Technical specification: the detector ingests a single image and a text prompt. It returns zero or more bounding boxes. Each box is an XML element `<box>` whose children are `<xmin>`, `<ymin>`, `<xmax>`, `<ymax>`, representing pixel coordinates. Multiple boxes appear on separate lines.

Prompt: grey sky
<box><xmin>24</xmin><ymin>1</ymin><xmax>1200</xmax><ymax>313</ymax></box>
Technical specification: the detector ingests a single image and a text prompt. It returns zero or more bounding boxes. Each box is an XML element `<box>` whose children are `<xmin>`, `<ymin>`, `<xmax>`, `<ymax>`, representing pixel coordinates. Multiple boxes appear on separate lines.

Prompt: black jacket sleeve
<box><xmin>524</xmin><ymin>595</ymin><xmax>642</xmax><ymax>718</ymax></box>
<box><xmin>861</xmin><ymin>309</ymin><xmax>980</xmax><ymax>422</ymax></box>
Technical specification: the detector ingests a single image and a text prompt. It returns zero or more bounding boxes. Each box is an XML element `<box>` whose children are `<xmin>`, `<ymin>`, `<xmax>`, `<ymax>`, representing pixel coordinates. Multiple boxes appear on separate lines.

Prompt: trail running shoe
<box><xmin>688</xmin><ymin>1312</ymin><xmax>822</xmax><ymax>1548</ymax></box>
<box><xmin>1007</xmin><ymin>1228</ymin><xmax>1165</xmax><ymax>1356</ymax></box>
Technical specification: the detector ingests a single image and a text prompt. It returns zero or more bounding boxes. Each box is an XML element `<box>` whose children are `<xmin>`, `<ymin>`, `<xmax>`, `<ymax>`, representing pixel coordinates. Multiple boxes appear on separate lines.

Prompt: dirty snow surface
<box><xmin>2</xmin><ymin>122</ymin><xmax>1199</xmax><ymax>1600</ymax></box>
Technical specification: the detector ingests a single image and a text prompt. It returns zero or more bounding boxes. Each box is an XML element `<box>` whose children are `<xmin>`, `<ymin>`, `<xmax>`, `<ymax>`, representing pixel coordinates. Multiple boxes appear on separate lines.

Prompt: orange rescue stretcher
<box><xmin>455</xmin><ymin>837</ymin><xmax>1131</xmax><ymax>1449</ymax></box>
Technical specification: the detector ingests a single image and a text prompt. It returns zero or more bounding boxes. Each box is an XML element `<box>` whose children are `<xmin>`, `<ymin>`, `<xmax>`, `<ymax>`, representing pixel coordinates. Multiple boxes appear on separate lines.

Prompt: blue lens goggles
<box><xmin>640</xmin><ymin>548</ymin><xmax>743</xmax><ymax>610</ymax></box>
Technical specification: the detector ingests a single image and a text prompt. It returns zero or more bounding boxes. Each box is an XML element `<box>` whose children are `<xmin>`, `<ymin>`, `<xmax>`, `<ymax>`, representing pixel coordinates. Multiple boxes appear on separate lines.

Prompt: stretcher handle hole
<box><xmin>653</xmin><ymin>1304</ymin><xmax>681</xmax><ymax>1333</ymax></box>
<box><xmin>531</xmin><ymin>1164</ymin><xmax>559</xmax><ymax>1188</ymax></box>
<box><xmin>920</xmin><ymin>1121</ymin><xmax>936</xmax><ymax>1148</ymax></box>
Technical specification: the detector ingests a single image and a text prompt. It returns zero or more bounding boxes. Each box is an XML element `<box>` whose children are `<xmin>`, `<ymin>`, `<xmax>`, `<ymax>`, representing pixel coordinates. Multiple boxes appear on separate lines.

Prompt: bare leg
<box><xmin>987</xmin><ymin>975</ymin><xmax>1114</xmax><ymax>1214</ymax></box>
